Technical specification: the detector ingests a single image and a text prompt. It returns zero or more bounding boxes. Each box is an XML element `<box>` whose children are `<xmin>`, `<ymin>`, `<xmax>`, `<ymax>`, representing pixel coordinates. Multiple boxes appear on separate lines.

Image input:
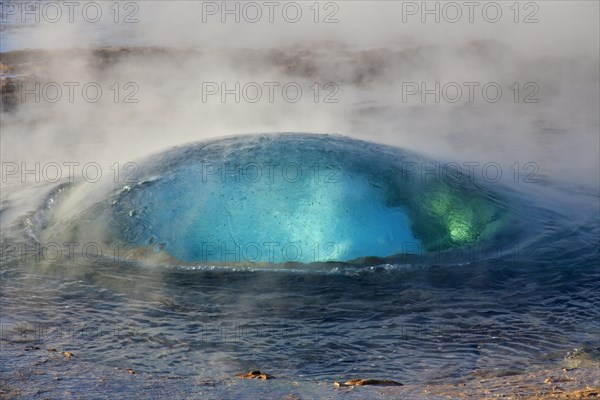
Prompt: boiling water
<box><xmin>1</xmin><ymin>134</ymin><xmax>598</xmax><ymax>399</ymax></box>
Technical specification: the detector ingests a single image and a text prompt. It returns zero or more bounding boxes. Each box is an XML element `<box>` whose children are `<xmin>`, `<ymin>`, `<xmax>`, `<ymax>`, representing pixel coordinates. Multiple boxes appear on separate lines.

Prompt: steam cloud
<box><xmin>1</xmin><ymin>1</ymin><xmax>599</xmax><ymax>188</ymax></box>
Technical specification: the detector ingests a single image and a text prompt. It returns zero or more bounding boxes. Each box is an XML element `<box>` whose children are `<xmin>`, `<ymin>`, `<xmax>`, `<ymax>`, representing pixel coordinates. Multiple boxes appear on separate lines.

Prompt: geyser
<box><xmin>42</xmin><ymin>134</ymin><xmax>513</xmax><ymax>265</ymax></box>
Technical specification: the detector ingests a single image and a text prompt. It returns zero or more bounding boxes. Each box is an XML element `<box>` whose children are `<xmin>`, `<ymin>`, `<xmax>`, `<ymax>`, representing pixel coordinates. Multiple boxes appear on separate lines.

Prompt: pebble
<box><xmin>235</xmin><ymin>370</ymin><xmax>275</xmax><ymax>380</ymax></box>
<box><xmin>334</xmin><ymin>378</ymin><xmax>403</xmax><ymax>387</ymax></box>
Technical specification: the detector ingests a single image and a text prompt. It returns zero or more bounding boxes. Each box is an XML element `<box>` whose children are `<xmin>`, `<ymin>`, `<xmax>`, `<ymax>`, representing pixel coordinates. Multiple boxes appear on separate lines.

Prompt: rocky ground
<box><xmin>1</xmin><ymin>42</ymin><xmax>593</xmax><ymax>111</ymax></box>
<box><xmin>1</xmin><ymin>337</ymin><xmax>598</xmax><ymax>399</ymax></box>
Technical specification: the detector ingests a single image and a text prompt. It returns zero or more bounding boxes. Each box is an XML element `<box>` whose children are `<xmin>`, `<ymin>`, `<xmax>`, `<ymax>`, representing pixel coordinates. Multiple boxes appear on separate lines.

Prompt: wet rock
<box><xmin>569</xmin><ymin>388</ymin><xmax>600</xmax><ymax>398</ymax></box>
<box><xmin>546</xmin><ymin>376</ymin><xmax>574</xmax><ymax>383</ymax></box>
<box><xmin>564</xmin><ymin>347</ymin><xmax>600</xmax><ymax>370</ymax></box>
<box><xmin>235</xmin><ymin>370</ymin><xmax>275</xmax><ymax>380</ymax></box>
<box><xmin>1</xmin><ymin>77</ymin><xmax>21</xmax><ymax>110</ymax></box>
<box><xmin>1</xmin><ymin>78</ymin><xmax>17</xmax><ymax>93</ymax></box>
<box><xmin>334</xmin><ymin>378</ymin><xmax>403</xmax><ymax>387</ymax></box>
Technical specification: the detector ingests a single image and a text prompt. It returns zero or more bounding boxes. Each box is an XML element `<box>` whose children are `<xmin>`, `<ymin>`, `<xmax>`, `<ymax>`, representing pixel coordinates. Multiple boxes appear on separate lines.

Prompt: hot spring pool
<box><xmin>1</xmin><ymin>134</ymin><xmax>598</xmax><ymax>399</ymax></box>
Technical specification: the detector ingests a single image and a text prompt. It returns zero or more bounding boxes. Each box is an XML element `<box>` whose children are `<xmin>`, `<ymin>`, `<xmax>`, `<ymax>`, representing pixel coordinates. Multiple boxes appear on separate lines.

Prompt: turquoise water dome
<box><xmin>109</xmin><ymin>134</ymin><xmax>510</xmax><ymax>264</ymax></box>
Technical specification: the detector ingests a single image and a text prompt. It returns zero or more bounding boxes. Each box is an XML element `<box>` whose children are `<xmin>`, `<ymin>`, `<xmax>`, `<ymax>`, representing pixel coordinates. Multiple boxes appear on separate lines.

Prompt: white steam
<box><xmin>1</xmin><ymin>1</ymin><xmax>598</xmax><ymax>188</ymax></box>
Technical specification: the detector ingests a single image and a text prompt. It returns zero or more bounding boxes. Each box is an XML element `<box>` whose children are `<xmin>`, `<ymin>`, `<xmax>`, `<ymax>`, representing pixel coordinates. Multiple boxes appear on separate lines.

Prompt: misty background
<box><xmin>1</xmin><ymin>1</ymin><xmax>598</xmax><ymax>188</ymax></box>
